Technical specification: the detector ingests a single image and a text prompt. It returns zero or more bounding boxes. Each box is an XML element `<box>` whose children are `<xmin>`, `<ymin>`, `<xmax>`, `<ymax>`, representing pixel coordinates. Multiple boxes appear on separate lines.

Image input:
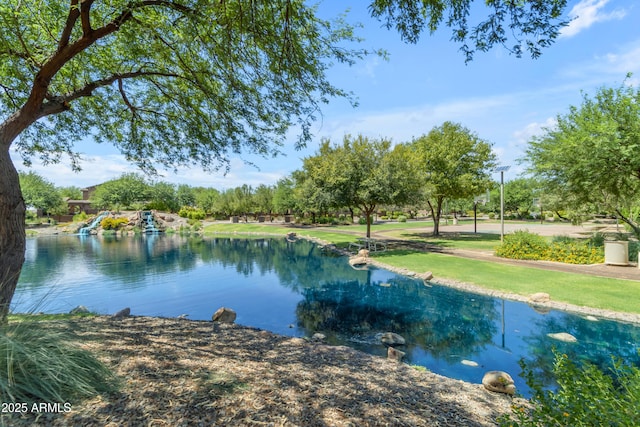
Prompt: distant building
<box><xmin>66</xmin><ymin>185</ymin><xmax>98</xmax><ymax>215</ymax></box>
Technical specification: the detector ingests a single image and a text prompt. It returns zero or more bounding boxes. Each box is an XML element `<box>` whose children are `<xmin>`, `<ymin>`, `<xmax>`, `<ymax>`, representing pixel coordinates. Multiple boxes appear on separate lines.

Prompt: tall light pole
<box><xmin>495</xmin><ymin>166</ymin><xmax>510</xmax><ymax>242</ymax></box>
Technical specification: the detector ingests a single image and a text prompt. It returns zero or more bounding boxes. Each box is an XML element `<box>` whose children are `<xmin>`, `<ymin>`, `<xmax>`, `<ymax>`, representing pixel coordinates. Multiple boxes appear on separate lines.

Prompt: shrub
<box><xmin>100</xmin><ymin>217</ymin><xmax>128</xmax><ymax>230</ymax></box>
<box><xmin>73</xmin><ymin>211</ymin><xmax>89</xmax><ymax>222</ymax></box>
<box><xmin>178</xmin><ymin>206</ymin><xmax>206</xmax><ymax>220</ymax></box>
<box><xmin>497</xmin><ymin>231</ymin><xmax>604</xmax><ymax>264</ymax></box>
<box><xmin>358</xmin><ymin>216</ymin><xmax>368</xmax><ymax>225</ymax></box>
<box><xmin>0</xmin><ymin>321</ymin><xmax>119</xmax><ymax>405</ymax></box>
<box><xmin>495</xmin><ymin>230</ymin><xmax>549</xmax><ymax>260</ymax></box>
<box><xmin>397</xmin><ymin>215</ymin><xmax>407</xmax><ymax>223</ymax></box>
<box><xmin>499</xmin><ymin>352</ymin><xmax>640</xmax><ymax>427</ymax></box>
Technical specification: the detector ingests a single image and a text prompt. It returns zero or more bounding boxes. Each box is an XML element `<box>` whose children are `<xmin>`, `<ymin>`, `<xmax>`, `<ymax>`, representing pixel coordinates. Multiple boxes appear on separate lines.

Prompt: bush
<box><xmin>73</xmin><ymin>211</ymin><xmax>89</xmax><ymax>222</ymax></box>
<box><xmin>0</xmin><ymin>321</ymin><xmax>119</xmax><ymax>405</ymax></box>
<box><xmin>100</xmin><ymin>217</ymin><xmax>128</xmax><ymax>230</ymax></box>
<box><xmin>397</xmin><ymin>215</ymin><xmax>407</xmax><ymax>222</ymax></box>
<box><xmin>358</xmin><ymin>216</ymin><xmax>368</xmax><ymax>225</ymax></box>
<box><xmin>178</xmin><ymin>206</ymin><xmax>206</xmax><ymax>220</ymax></box>
<box><xmin>496</xmin><ymin>231</ymin><xmax>604</xmax><ymax>264</ymax></box>
<box><xmin>499</xmin><ymin>352</ymin><xmax>640</xmax><ymax>427</ymax></box>
<box><xmin>495</xmin><ymin>230</ymin><xmax>549</xmax><ymax>260</ymax></box>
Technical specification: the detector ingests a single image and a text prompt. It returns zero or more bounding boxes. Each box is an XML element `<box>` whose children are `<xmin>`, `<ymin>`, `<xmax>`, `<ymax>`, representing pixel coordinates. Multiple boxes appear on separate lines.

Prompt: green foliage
<box><xmin>18</xmin><ymin>171</ymin><xmax>66</xmax><ymax>215</ymax></box>
<box><xmin>100</xmin><ymin>217</ymin><xmax>128</xmax><ymax>230</ymax></box>
<box><xmin>499</xmin><ymin>352</ymin><xmax>640</xmax><ymax>427</ymax></box>
<box><xmin>413</xmin><ymin>121</ymin><xmax>497</xmax><ymax>235</ymax></box>
<box><xmin>179</xmin><ymin>206</ymin><xmax>206</xmax><ymax>220</ymax></box>
<box><xmin>525</xmin><ymin>79</ymin><xmax>640</xmax><ymax>236</ymax></box>
<box><xmin>73</xmin><ymin>211</ymin><xmax>89</xmax><ymax>223</ymax></box>
<box><xmin>91</xmin><ymin>173</ymin><xmax>150</xmax><ymax>210</ymax></box>
<box><xmin>397</xmin><ymin>215</ymin><xmax>407</xmax><ymax>222</ymax></box>
<box><xmin>0</xmin><ymin>321</ymin><xmax>119</xmax><ymax>404</ymax></box>
<box><xmin>369</xmin><ymin>0</ymin><xmax>568</xmax><ymax>61</ymax></box>
<box><xmin>496</xmin><ymin>231</ymin><xmax>604</xmax><ymax>264</ymax></box>
<box><xmin>495</xmin><ymin>230</ymin><xmax>549</xmax><ymax>260</ymax></box>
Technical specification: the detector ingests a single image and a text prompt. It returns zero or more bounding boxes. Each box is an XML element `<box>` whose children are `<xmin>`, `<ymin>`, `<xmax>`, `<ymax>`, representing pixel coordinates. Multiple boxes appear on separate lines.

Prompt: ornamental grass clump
<box><xmin>0</xmin><ymin>320</ymin><xmax>119</xmax><ymax>404</ymax></box>
<box><xmin>499</xmin><ymin>352</ymin><xmax>640</xmax><ymax>427</ymax></box>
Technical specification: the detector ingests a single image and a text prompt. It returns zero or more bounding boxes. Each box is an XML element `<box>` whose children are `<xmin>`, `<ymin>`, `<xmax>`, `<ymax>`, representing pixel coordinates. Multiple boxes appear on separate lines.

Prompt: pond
<box><xmin>14</xmin><ymin>234</ymin><xmax>640</xmax><ymax>397</ymax></box>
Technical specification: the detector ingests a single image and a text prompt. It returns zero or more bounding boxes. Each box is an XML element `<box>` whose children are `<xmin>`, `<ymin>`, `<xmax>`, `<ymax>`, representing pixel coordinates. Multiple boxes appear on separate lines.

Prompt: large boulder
<box><xmin>379</xmin><ymin>332</ymin><xmax>406</xmax><ymax>346</ymax></box>
<box><xmin>547</xmin><ymin>332</ymin><xmax>577</xmax><ymax>343</ymax></box>
<box><xmin>387</xmin><ymin>346</ymin><xmax>405</xmax><ymax>362</ymax></box>
<box><xmin>482</xmin><ymin>371</ymin><xmax>516</xmax><ymax>395</ymax></box>
<box><xmin>348</xmin><ymin>256</ymin><xmax>368</xmax><ymax>267</ymax></box>
<box><xmin>212</xmin><ymin>307</ymin><xmax>237</xmax><ymax>323</ymax></box>
<box><xmin>112</xmin><ymin>307</ymin><xmax>131</xmax><ymax>318</ymax></box>
<box><xmin>529</xmin><ymin>292</ymin><xmax>551</xmax><ymax>303</ymax></box>
<box><xmin>69</xmin><ymin>305</ymin><xmax>90</xmax><ymax>315</ymax></box>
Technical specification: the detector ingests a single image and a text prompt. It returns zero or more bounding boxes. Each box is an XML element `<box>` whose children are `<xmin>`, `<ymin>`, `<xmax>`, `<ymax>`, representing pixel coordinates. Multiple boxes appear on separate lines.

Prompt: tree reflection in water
<box><xmin>17</xmin><ymin>235</ymin><xmax>640</xmax><ymax>396</ymax></box>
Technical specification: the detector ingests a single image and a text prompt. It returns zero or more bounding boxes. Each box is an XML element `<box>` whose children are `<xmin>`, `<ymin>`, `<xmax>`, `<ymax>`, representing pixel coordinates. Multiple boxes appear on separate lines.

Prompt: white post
<box><xmin>500</xmin><ymin>170</ymin><xmax>505</xmax><ymax>243</ymax></box>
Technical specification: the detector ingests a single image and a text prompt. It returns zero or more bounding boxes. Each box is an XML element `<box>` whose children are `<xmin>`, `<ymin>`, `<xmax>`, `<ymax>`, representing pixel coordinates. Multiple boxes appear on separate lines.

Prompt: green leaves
<box><xmin>2</xmin><ymin>1</ymin><xmax>376</xmax><ymax>173</ymax></box>
<box><xmin>524</xmin><ymin>80</ymin><xmax>640</xmax><ymax>236</ymax></box>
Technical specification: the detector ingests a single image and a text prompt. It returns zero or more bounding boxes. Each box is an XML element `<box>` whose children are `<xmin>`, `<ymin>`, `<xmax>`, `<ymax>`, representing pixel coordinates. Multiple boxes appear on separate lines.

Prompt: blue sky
<box><xmin>12</xmin><ymin>0</ymin><xmax>640</xmax><ymax>189</ymax></box>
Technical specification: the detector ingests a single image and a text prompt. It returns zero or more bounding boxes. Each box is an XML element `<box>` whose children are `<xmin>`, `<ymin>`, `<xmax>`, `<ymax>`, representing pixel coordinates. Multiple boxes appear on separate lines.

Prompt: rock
<box><xmin>286</xmin><ymin>232</ymin><xmax>297</xmax><ymax>240</ymax></box>
<box><xmin>69</xmin><ymin>305</ymin><xmax>90</xmax><ymax>315</ymax></box>
<box><xmin>547</xmin><ymin>332</ymin><xmax>577</xmax><ymax>343</ymax></box>
<box><xmin>379</xmin><ymin>282</ymin><xmax>391</xmax><ymax>287</ymax></box>
<box><xmin>388</xmin><ymin>346</ymin><xmax>405</xmax><ymax>362</ymax></box>
<box><xmin>585</xmin><ymin>315</ymin><xmax>599</xmax><ymax>322</ymax></box>
<box><xmin>461</xmin><ymin>360</ymin><xmax>479</xmax><ymax>367</ymax></box>
<box><xmin>418</xmin><ymin>271</ymin><xmax>434</xmax><ymax>281</ymax></box>
<box><xmin>113</xmin><ymin>307</ymin><xmax>131</xmax><ymax>318</ymax></box>
<box><xmin>311</xmin><ymin>333</ymin><xmax>326</xmax><ymax>342</ymax></box>
<box><xmin>357</xmin><ymin>249</ymin><xmax>370</xmax><ymax>258</ymax></box>
<box><xmin>212</xmin><ymin>307</ymin><xmax>237</xmax><ymax>323</ymax></box>
<box><xmin>348</xmin><ymin>256</ymin><xmax>368</xmax><ymax>267</ymax></box>
<box><xmin>380</xmin><ymin>332</ymin><xmax>406</xmax><ymax>346</ymax></box>
<box><xmin>177</xmin><ymin>314</ymin><xmax>189</xmax><ymax>319</ymax></box>
<box><xmin>482</xmin><ymin>371</ymin><xmax>516</xmax><ymax>395</ymax></box>
<box><xmin>529</xmin><ymin>292</ymin><xmax>551</xmax><ymax>303</ymax></box>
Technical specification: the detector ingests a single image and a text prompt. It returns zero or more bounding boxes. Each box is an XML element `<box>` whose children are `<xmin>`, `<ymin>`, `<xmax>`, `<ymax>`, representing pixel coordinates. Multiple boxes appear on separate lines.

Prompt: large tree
<box><xmin>524</xmin><ymin>80</ymin><xmax>640</xmax><ymax>236</ymax></box>
<box><xmin>0</xmin><ymin>0</ymin><xmax>571</xmax><ymax>320</ymax></box>
<box><xmin>0</xmin><ymin>0</ymin><xmax>370</xmax><ymax>321</ymax></box>
<box><xmin>413</xmin><ymin>122</ymin><xmax>496</xmax><ymax>235</ymax></box>
<box><xmin>18</xmin><ymin>171</ymin><xmax>66</xmax><ymax>216</ymax></box>
<box><xmin>301</xmin><ymin>135</ymin><xmax>422</xmax><ymax>237</ymax></box>
<box><xmin>91</xmin><ymin>172</ymin><xmax>150</xmax><ymax>210</ymax></box>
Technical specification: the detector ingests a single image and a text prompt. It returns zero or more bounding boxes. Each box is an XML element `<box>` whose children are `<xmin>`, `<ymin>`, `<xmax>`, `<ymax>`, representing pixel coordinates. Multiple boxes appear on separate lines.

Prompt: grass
<box><xmin>0</xmin><ymin>316</ymin><xmax>119</xmax><ymax>404</ymax></box>
<box><xmin>384</xmin><ymin>229</ymin><xmax>503</xmax><ymax>251</ymax></box>
<box><xmin>373</xmin><ymin>250</ymin><xmax>640</xmax><ymax>315</ymax></box>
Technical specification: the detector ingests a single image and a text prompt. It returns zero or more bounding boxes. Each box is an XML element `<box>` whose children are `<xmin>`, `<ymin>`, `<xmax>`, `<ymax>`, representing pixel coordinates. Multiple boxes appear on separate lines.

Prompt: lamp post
<box><xmin>495</xmin><ymin>166</ymin><xmax>510</xmax><ymax>242</ymax></box>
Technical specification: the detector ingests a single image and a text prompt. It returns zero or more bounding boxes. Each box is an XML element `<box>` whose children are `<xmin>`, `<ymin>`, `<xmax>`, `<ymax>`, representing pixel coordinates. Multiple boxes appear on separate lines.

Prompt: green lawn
<box><xmin>373</xmin><ymin>250</ymin><xmax>640</xmax><ymax>315</ymax></box>
<box><xmin>383</xmin><ymin>229</ymin><xmax>502</xmax><ymax>251</ymax></box>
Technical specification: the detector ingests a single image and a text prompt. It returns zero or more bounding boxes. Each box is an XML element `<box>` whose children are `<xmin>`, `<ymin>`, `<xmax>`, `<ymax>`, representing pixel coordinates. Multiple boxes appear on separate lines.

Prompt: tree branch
<box><xmin>37</xmin><ymin>70</ymin><xmax>179</xmax><ymax>119</ymax></box>
<box><xmin>79</xmin><ymin>0</ymin><xmax>95</xmax><ymax>36</ymax></box>
<box><xmin>58</xmin><ymin>0</ymin><xmax>81</xmax><ymax>51</ymax></box>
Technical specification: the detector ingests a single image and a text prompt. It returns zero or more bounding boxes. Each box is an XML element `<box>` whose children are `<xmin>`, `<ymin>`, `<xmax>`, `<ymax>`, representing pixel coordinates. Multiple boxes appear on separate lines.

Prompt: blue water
<box><xmin>15</xmin><ymin>234</ymin><xmax>640</xmax><ymax>396</ymax></box>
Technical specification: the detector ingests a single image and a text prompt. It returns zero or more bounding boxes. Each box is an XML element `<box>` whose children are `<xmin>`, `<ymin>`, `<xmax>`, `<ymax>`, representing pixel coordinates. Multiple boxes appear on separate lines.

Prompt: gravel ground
<box><xmin>4</xmin><ymin>316</ymin><xmax>516</xmax><ymax>427</ymax></box>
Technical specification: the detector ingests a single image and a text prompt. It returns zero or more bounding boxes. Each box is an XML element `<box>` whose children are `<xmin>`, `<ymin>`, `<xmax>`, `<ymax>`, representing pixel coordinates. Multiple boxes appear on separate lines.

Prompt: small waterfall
<box><xmin>142</xmin><ymin>210</ymin><xmax>161</xmax><ymax>233</ymax></box>
<box><xmin>79</xmin><ymin>211</ymin><xmax>110</xmax><ymax>235</ymax></box>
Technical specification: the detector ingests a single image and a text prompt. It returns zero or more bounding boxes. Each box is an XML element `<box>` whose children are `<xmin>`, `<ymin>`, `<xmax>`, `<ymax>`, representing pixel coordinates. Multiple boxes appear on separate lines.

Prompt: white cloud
<box><xmin>560</xmin><ymin>0</ymin><xmax>627</xmax><ymax>38</ymax></box>
<box><xmin>511</xmin><ymin>117</ymin><xmax>557</xmax><ymax>148</ymax></box>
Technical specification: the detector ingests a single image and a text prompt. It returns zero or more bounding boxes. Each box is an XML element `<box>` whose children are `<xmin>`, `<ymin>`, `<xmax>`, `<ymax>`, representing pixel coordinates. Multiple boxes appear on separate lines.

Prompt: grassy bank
<box><xmin>203</xmin><ymin>221</ymin><xmax>640</xmax><ymax>316</ymax></box>
<box><xmin>373</xmin><ymin>250</ymin><xmax>640</xmax><ymax>315</ymax></box>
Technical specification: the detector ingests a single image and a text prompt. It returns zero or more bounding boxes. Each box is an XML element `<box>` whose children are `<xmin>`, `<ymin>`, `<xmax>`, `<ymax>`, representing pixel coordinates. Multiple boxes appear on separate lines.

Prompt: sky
<box><xmin>11</xmin><ymin>0</ymin><xmax>640</xmax><ymax>190</ymax></box>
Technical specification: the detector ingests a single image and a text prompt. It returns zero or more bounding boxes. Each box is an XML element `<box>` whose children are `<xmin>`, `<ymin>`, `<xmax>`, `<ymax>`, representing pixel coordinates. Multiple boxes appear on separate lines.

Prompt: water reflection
<box><xmin>15</xmin><ymin>235</ymin><xmax>640</xmax><ymax>396</ymax></box>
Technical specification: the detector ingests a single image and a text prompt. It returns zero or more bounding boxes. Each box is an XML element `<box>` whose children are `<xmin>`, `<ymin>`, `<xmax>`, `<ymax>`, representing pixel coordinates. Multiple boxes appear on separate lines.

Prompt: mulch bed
<box><xmin>5</xmin><ymin>316</ymin><xmax>515</xmax><ymax>426</ymax></box>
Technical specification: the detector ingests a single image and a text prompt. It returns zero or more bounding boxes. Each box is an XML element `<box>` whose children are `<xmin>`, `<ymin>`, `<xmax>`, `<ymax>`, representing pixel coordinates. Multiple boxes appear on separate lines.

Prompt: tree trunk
<box><xmin>0</xmin><ymin>146</ymin><xmax>26</xmax><ymax>322</ymax></box>
<box><xmin>427</xmin><ymin>200</ymin><xmax>440</xmax><ymax>236</ymax></box>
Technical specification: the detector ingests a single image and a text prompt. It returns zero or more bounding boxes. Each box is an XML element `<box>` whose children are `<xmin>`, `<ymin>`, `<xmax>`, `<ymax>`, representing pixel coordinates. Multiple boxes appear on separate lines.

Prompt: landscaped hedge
<box><xmin>100</xmin><ymin>217</ymin><xmax>128</xmax><ymax>230</ymax></box>
<box><xmin>495</xmin><ymin>230</ymin><xmax>604</xmax><ymax>264</ymax></box>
